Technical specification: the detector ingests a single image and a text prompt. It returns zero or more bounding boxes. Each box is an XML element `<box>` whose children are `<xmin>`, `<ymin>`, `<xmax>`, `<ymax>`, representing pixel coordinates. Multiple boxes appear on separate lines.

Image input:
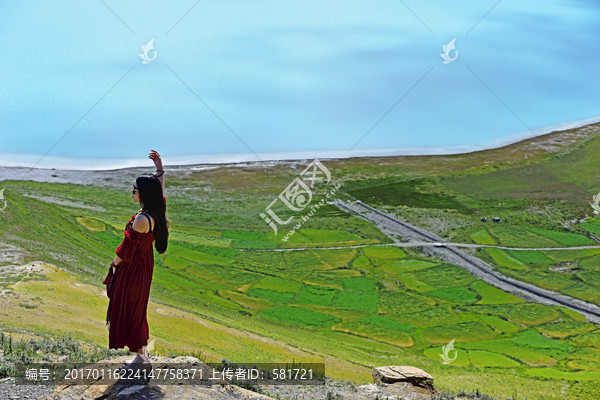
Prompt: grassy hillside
<box><xmin>2</xmin><ymin>123</ymin><xmax>600</xmax><ymax>399</ymax></box>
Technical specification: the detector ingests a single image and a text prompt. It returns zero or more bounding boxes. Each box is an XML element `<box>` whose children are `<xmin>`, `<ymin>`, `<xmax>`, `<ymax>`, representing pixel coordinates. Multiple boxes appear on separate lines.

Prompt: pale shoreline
<box><xmin>1</xmin><ymin>115</ymin><xmax>600</xmax><ymax>173</ymax></box>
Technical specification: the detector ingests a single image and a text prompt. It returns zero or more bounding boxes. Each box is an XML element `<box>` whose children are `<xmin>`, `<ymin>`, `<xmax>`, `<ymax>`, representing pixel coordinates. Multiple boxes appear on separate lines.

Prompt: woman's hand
<box><xmin>149</xmin><ymin>150</ymin><xmax>163</xmax><ymax>169</ymax></box>
<box><xmin>149</xmin><ymin>149</ymin><xmax>165</xmax><ymax>193</ymax></box>
<box><xmin>112</xmin><ymin>256</ymin><xmax>122</xmax><ymax>273</ymax></box>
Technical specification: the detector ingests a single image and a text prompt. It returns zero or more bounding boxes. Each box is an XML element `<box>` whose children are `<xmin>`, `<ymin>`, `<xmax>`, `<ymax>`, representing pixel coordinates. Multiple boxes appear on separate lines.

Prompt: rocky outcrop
<box><xmin>373</xmin><ymin>365</ymin><xmax>434</xmax><ymax>391</ymax></box>
<box><xmin>41</xmin><ymin>355</ymin><xmax>275</xmax><ymax>400</ymax></box>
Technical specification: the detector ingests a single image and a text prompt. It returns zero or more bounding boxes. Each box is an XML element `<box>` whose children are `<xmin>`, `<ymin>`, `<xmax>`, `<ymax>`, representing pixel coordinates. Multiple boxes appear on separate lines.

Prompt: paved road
<box><xmin>329</xmin><ymin>200</ymin><xmax>600</xmax><ymax>325</ymax></box>
<box><xmin>262</xmin><ymin>241</ymin><xmax>600</xmax><ymax>252</ymax></box>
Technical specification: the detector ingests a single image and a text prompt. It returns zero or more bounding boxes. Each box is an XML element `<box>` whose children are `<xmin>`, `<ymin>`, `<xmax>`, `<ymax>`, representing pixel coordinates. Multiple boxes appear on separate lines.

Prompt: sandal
<box><xmin>118</xmin><ymin>354</ymin><xmax>152</xmax><ymax>378</ymax></box>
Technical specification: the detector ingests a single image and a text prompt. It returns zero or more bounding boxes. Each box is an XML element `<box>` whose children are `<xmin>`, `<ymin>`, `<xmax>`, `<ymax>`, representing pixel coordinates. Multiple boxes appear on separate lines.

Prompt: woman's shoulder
<box><xmin>135</xmin><ymin>210</ymin><xmax>156</xmax><ymax>221</ymax></box>
<box><xmin>132</xmin><ymin>212</ymin><xmax>153</xmax><ymax>233</ymax></box>
<box><xmin>139</xmin><ymin>210</ymin><xmax>155</xmax><ymax>221</ymax></box>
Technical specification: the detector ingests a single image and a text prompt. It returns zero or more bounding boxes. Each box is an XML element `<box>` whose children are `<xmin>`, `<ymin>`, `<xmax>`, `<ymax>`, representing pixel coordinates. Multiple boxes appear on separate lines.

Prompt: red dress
<box><xmin>103</xmin><ymin>195</ymin><xmax>166</xmax><ymax>351</ymax></box>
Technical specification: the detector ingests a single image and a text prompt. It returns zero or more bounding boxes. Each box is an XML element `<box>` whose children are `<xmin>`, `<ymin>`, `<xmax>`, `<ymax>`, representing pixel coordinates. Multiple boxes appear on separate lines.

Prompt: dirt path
<box><xmin>330</xmin><ymin>200</ymin><xmax>600</xmax><ymax>325</ymax></box>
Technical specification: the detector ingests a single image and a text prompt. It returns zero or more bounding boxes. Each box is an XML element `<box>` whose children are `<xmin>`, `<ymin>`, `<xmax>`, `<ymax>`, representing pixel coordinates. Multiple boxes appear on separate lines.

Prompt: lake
<box><xmin>1</xmin><ymin>0</ymin><xmax>599</xmax><ymax>169</ymax></box>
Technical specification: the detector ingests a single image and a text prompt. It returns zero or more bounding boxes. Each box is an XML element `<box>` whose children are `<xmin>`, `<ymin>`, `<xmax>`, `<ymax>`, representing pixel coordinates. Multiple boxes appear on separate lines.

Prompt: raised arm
<box><xmin>149</xmin><ymin>149</ymin><xmax>165</xmax><ymax>194</ymax></box>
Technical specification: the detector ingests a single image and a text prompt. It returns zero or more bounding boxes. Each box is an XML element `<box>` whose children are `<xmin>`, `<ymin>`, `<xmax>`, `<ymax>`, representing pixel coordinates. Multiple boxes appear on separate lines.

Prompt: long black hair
<box><xmin>136</xmin><ymin>173</ymin><xmax>169</xmax><ymax>254</ymax></box>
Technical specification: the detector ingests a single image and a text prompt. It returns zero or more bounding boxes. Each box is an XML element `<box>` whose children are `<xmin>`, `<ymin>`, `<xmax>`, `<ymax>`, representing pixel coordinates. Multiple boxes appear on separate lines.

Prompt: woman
<box><xmin>102</xmin><ymin>149</ymin><xmax>169</xmax><ymax>371</ymax></box>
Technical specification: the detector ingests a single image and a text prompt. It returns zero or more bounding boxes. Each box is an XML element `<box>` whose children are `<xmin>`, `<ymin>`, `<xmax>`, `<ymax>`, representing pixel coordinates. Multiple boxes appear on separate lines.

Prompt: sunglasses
<box><xmin>132</xmin><ymin>184</ymin><xmax>138</xmax><ymax>194</ymax></box>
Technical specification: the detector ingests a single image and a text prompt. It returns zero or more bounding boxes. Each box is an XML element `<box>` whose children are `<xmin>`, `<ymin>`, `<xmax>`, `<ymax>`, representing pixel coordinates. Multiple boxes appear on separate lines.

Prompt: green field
<box><xmin>3</xmin><ymin>123</ymin><xmax>600</xmax><ymax>399</ymax></box>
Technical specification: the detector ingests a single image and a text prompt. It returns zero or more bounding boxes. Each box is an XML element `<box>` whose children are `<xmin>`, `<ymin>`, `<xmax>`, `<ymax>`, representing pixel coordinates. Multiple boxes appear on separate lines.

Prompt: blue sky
<box><xmin>1</xmin><ymin>0</ymin><xmax>599</xmax><ymax>168</ymax></box>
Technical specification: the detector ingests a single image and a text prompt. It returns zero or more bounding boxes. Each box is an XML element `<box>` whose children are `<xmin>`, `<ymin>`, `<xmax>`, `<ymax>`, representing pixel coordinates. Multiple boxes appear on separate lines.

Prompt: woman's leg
<box><xmin>121</xmin><ymin>349</ymin><xmax>146</xmax><ymax>370</ymax></box>
<box><xmin>126</xmin><ymin>345</ymin><xmax>148</xmax><ymax>362</ymax></box>
<box><xmin>137</xmin><ymin>345</ymin><xmax>149</xmax><ymax>359</ymax></box>
<box><xmin>123</xmin><ymin>345</ymin><xmax>149</xmax><ymax>368</ymax></box>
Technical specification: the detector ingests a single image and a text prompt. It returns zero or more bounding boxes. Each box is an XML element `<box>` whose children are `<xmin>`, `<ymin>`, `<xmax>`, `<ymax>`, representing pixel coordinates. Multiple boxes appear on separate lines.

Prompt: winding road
<box><xmin>325</xmin><ymin>200</ymin><xmax>600</xmax><ymax>325</ymax></box>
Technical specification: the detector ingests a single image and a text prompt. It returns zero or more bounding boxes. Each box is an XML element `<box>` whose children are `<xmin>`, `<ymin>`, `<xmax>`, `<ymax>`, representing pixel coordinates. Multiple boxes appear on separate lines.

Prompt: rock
<box><xmin>372</xmin><ymin>366</ymin><xmax>434</xmax><ymax>389</ymax></box>
<box><xmin>357</xmin><ymin>383</ymin><xmax>381</xmax><ymax>394</ymax></box>
<box><xmin>40</xmin><ymin>355</ymin><xmax>275</xmax><ymax>400</ymax></box>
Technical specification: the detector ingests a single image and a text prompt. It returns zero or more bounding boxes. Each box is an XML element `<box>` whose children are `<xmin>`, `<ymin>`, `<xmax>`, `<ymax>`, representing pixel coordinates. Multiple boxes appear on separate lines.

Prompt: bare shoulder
<box><xmin>132</xmin><ymin>214</ymin><xmax>150</xmax><ymax>233</ymax></box>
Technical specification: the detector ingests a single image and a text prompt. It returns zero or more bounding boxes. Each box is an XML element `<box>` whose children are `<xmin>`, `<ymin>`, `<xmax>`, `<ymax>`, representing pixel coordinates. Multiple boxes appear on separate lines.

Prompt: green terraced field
<box><xmin>470</xmin><ymin>280</ymin><xmax>526</xmax><ymax>305</ymax></box>
<box><xmin>332</xmin><ymin>320</ymin><xmax>414</xmax><ymax>347</ymax></box>
<box><xmin>463</xmin><ymin>303</ymin><xmax>560</xmax><ymax>325</ymax></box>
<box><xmin>378</xmin><ymin>290</ymin><xmax>435</xmax><ymax>313</ymax></box>
<box><xmin>251</xmin><ymin>276</ymin><xmax>304</xmax><ymax>292</ymax></box>
<box><xmin>485</xmin><ymin>248</ymin><xmax>529</xmax><ymax>270</ymax></box>
<box><xmin>469</xmin><ymin>229</ymin><xmax>496</xmax><ymax>245</ymax></box>
<box><xmin>362</xmin><ymin>246</ymin><xmax>407</xmax><ymax>260</ymax></box>
<box><xmin>506</xmin><ymin>249</ymin><xmax>554</xmax><ymax>265</ymax></box>
<box><xmin>487</xmin><ymin>226</ymin><xmax>563</xmax><ymax>248</ymax></box>
<box><xmin>341</xmin><ymin>276</ymin><xmax>376</xmax><ymax>292</ymax></box>
<box><xmin>294</xmin><ymin>284</ymin><xmax>337</xmax><ymax>306</ymax></box>
<box><xmin>259</xmin><ymin>306</ymin><xmax>342</xmax><ymax>328</ymax></box>
<box><xmin>536</xmin><ymin>320</ymin><xmax>597</xmax><ymax>339</ymax></box>
<box><xmin>247</xmin><ymin>287</ymin><xmax>296</xmax><ymax>304</ymax></box>
<box><xmin>381</xmin><ymin>258</ymin><xmax>440</xmax><ymax>274</ymax></box>
<box><xmin>421</xmin><ymin>321</ymin><xmax>498</xmax><ymax>344</ymax></box>
<box><xmin>426</xmin><ymin>286</ymin><xmax>479</xmax><ymax>304</ymax></box>
<box><xmin>411</xmin><ymin>264</ymin><xmax>476</xmax><ymax>289</ymax></box>
<box><xmin>359</xmin><ymin>314</ymin><xmax>416</xmax><ymax>333</ymax></box>
<box><xmin>469</xmin><ymin>350</ymin><xmax>521</xmax><ymax>368</ymax></box>
<box><xmin>581</xmin><ymin>218</ymin><xmax>600</xmax><ymax>236</ymax></box>
<box><xmin>463</xmin><ymin>340</ymin><xmax>556</xmax><ymax>366</ymax></box>
<box><xmin>4</xmin><ymin>125</ymin><xmax>600</xmax><ymax>398</ymax></box>
<box><xmin>332</xmin><ymin>290</ymin><xmax>378</xmax><ymax>312</ymax></box>
<box><xmin>524</xmin><ymin>227</ymin><xmax>595</xmax><ymax>246</ymax></box>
